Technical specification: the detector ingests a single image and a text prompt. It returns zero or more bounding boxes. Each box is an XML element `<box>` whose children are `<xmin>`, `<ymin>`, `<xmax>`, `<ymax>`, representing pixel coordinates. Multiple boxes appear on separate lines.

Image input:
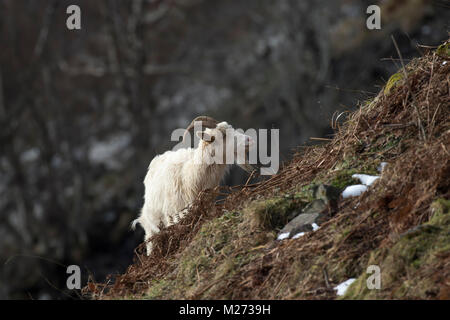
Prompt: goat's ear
<box><xmin>196</xmin><ymin>131</ymin><xmax>215</xmax><ymax>142</ymax></box>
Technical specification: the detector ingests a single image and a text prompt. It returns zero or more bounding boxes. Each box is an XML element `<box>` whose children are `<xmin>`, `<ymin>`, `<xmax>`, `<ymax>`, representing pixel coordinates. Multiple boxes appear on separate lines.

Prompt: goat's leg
<box><xmin>143</xmin><ymin>223</ymin><xmax>160</xmax><ymax>256</ymax></box>
<box><xmin>145</xmin><ymin>237</ymin><xmax>153</xmax><ymax>256</ymax></box>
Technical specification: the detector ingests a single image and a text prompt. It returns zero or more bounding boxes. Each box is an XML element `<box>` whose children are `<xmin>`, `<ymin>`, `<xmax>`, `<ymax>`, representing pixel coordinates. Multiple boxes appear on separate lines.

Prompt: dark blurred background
<box><xmin>0</xmin><ymin>0</ymin><xmax>448</xmax><ymax>299</ymax></box>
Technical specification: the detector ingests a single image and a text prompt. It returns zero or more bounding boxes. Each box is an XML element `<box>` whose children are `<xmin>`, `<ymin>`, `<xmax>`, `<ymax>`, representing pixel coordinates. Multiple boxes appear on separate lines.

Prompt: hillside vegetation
<box><xmin>84</xmin><ymin>40</ymin><xmax>449</xmax><ymax>300</ymax></box>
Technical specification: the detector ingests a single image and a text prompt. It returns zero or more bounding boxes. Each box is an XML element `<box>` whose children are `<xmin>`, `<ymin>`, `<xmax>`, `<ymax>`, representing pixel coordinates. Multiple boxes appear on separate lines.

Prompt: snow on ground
<box><xmin>279</xmin><ymin>222</ymin><xmax>320</xmax><ymax>241</ymax></box>
<box><xmin>292</xmin><ymin>232</ymin><xmax>305</xmax><ymax>239</ymax></box>
<box><xmin>334</xmin><ymin>278</ymin><xmax>356</xmax><ymax>296</ymax></box>
<box><xmin>277</xmin><ymin>232</ymin><xmax>290</xmax><ymax>240</ymax></box>
<box><xmin>342</xmin><ymin>184</ymin><xmax>368</xmax><ymax>198</ymax></box>
<box><xmin>341</xmin><ymin>170</ymin><xmax>383</xmax><ymax>199</ymax></box>
<box><xmin>352</xmin><ymin>174</ymin><xmax>379</xmax><ymax>186</ymax></box>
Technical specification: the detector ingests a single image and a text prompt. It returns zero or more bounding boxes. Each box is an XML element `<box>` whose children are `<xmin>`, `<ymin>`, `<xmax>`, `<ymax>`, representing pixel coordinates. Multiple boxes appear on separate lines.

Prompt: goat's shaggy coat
<box><xmin>132</xmin><ymin>121</ymin><xmax>252</xmax><ymax>255</ymax></box>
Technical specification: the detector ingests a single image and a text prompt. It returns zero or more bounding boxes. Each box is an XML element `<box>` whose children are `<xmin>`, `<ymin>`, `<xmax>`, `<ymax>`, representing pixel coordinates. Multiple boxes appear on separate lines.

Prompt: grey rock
<box><xmin>312</xmin><ymin>184</ymin><xmax>341</xmax><ymax>204</ymax></box>
<box><xmin>302</xmin><ymin>199</ymin><xmax>327</xmax><ymax>214</ymax></box>
<box><xmin>277</xmin><ymin>184</ymin><xmax>340</xmax><ymax>240</ymax></box>
<box><xmin>279</xmin><ymin>212</ymin><xmax>323</xmax><ymax>238</ymax></box>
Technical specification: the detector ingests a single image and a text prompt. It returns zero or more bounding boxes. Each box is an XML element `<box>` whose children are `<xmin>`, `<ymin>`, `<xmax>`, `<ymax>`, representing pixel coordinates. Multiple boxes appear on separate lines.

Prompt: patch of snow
<box><xmin>277</xmin><ymin>232</ymin><xmax>290</xmax><ymax>240</ymax></box>
<box><xmin>342</xmin><ymin>184</ymin><xmax>368</xmax><ymax>198</ymax></box>
<box><xmin>334</xmin><ymin>278</ymin><xmax>356</xmax><ymax>296</ymax></box>
<box><xmin>443</xmin><ymin>61</ymin><xmax>448</xmax><ymax>66</ymax></box>
<box><xmin>292</xmin><ymin>232</ymin><xmax>305</xmax><ymax>239</ymax></box>
<box><xmin>377</xmin><ymin>162</ymin><xmax>388</xmax><ymax>173</ymax></box>
<box><xmin>352</xmin><ymin>174</ymin><xmax>379</xmax><ymax>186</ymax></box>
<box><xmin>279</xmin><ymin>223</ymin><xmax>320</xmax><ymax>241</ymax></box>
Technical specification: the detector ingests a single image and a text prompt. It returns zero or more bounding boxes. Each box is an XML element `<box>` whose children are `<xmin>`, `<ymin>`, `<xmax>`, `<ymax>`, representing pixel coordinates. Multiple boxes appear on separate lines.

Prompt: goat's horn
<box><xmin>183</xmin><ymin>116</ymin><xmax>219</xmax><ymax>141</ymax></box>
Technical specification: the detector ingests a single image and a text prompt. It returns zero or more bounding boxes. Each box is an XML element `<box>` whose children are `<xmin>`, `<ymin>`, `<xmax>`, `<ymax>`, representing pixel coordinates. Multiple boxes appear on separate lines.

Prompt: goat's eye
<box><xmin>209</xmin><ymin>135</ymin><xmax>215</xmax><ymax>142</ymax></box>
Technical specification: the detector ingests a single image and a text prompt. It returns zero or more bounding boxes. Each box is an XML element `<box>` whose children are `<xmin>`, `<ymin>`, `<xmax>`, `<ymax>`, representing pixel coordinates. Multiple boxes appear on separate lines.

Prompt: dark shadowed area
<box><xmin>0</xmin><ymin>0</ymin><xmax>448</xmax><ymax>299</ymax></box>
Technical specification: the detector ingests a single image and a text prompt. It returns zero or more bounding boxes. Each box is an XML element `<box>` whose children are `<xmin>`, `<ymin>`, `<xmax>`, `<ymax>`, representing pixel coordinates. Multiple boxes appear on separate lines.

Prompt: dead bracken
<box><xmin>83</xmin><ymin>39</ymin><xmax>450</xmax><ymax>300</ymax></box>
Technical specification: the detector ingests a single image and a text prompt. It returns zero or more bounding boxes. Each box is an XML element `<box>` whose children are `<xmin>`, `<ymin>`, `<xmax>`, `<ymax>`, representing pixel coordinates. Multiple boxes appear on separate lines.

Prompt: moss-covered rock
<box><xmin>245</xmin><ymin>195</ymin><xmax>309</xmax><ymax>230</ymax></box>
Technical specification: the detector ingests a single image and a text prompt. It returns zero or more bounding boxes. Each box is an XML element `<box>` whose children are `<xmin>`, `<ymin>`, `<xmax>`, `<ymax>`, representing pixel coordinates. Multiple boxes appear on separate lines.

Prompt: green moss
<box><xmin>325</xmin><ymin>157</ymin><xmax>378</xmax><ymax>191</ymax></box>
<box><xmin>177</xmin><ymin>253</ymin><xmax>211</xmax><ymax>286</ymax></box>
<box><xmin>144</xmin><ymin>279</ymin><xmax>174</xmax><ymax>300</ymax></box>
<box><xmin>245</xmin><ymin>195</ymin><xmax>307</xmax><ymax>230</ymax></box>
<box><xmin>174</xmin><ymin>211</ymin><xmax>243</xmax><ymax>288</ymax></box>
<box><xmin>329</xmin><ymin>170</ymin><xmax>360</xmax><ymax>190</ymax></box>
<box><xmin>384</xmin><ymin>72</ymin><xmax>405</xmax><ymax>95</ymax></box>
<box><xmin>293</xmin><ymin>184</ymin><xmax>316</xmax><ymax>202</ymax></box>
<box><xmin>436</xmin><ymin>43</ymin><xmax>450</xmax><ymax>57</ymax></box>
<box><xmin>361</xmin><ymin>98</ymin><xmax>374</xmax><ymax>108</ymax></box>
<box><xmin>367</xmin><ymin>134</ymin><xmax>401</xmax><ymax>154</ymax></box>
<box><xmin>339</xmin><ymin>226</ymin><xmax>352</xmax><ymax>239</ymax></box>
<box><xmin>429</xmin><ymin>198</ymin><xmax>450</xmax><ymax>225</ymax></box>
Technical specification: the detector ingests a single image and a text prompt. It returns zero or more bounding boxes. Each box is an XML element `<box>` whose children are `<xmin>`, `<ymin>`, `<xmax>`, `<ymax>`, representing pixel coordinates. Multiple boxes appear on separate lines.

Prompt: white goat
<box><xmin>132</xmin><ymin>116</ymin><xmax>254</xmax><ymax>255</ymax></box>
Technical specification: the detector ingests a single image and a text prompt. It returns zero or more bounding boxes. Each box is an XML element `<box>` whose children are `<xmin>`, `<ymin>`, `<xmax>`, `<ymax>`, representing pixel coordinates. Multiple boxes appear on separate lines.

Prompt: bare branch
<box><xmin>0</xmin><ymin>68</ymin><xmax>5</xmax><ymax>119</ymax></box>
<box><xmin>33</xmin><ymin>0</ymin><xmax>58</xmax><ymax>60</ymax></box>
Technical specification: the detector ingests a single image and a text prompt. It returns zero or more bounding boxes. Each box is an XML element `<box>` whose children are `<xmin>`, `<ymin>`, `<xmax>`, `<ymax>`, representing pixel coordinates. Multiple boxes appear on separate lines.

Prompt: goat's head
<box><xmin>184</xmin><ymin>116</ymin><xmax>255</xmax><ymax>172</ymax></box>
